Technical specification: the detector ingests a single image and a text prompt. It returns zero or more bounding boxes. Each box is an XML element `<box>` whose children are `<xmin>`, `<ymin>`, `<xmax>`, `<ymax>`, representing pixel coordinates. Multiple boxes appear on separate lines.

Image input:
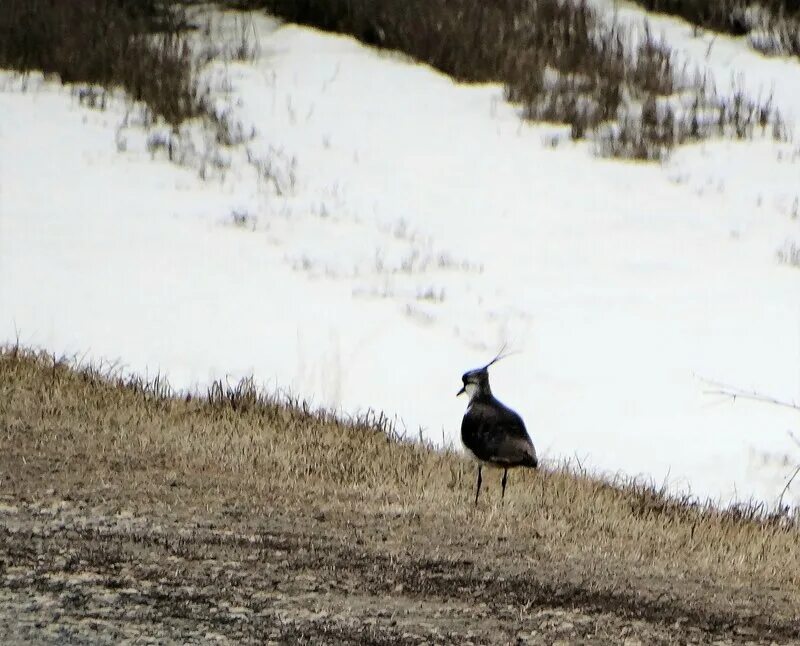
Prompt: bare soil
<box><xmin>3</xmin><ymin>496</ymin><xmax>797</xmax><ymax>645</ymax></box>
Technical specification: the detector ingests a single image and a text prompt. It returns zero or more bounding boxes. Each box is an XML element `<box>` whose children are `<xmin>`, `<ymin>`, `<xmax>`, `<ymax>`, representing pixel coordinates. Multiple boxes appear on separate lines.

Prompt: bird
<box><xmin>457</xmin><ymin>352</ymin><xmax>537</xmax><ymax>505</ymax></box>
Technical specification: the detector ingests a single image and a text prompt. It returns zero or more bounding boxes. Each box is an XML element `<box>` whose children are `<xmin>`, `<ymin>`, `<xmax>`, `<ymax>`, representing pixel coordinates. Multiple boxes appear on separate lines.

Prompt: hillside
<box><xmin>1</xmin><ymin>5</ymin><xmax>799</xmax><ymax>506</ymax></box>
<box><xmin>2</xmin><ymin>2</ymin><xmax>800</xmax><ymax>640</ymax></box>
<box><xmin>1</xmin><ymin>348</ymin><xmax>798</xmax><ymax>643</ymax></box>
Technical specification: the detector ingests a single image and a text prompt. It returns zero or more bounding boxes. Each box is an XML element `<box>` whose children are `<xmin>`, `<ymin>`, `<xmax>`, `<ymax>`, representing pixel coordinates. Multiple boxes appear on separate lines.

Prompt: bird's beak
<box><xmin>456</xmin><ymin>385</ymin><xmax>465</xmax><ymax>397</ymax></box>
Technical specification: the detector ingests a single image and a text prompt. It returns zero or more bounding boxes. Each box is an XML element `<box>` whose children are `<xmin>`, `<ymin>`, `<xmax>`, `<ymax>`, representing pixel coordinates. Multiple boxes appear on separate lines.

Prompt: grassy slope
<box><xmin>1</xmin><ymin>347</ymin><xmax>798</xmax><ymax>642</ymax></box>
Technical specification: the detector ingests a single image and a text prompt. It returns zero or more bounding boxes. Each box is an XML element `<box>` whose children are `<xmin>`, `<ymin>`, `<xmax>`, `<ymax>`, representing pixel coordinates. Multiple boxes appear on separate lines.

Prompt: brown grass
<box><xmin>625</xmin><ymin>0</ymin><xmax>800</xmax><ymax>58</ymax></box>
<box><xmin>0</xmin><ymin>0</ymin><xmax>200</xmax><ymax>125</ymax></box>
<box><xmin>233</xmin><ymin>0</ymin><xmax>787</xmax><ymax>160</ymax></box>
<box><xmin>2</xmin><ymin>345</ymin><xmax>799</xmax><ymax>639</ymax></box>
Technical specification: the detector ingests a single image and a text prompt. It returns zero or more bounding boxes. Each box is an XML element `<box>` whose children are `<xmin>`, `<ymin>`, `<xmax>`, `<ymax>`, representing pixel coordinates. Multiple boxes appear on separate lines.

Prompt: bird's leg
<box><xmin>501</xmin><ymin>468</ymin><xmax>508</xmax><ymax>500</ymax></box>
<box><xmin>474</xmin><ymin>466</ymin><xmax>483</xmax><ymax>506</ymax></box>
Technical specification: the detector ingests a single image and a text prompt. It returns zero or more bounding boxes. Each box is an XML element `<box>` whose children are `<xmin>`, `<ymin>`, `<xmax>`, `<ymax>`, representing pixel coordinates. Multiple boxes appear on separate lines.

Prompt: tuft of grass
<box><xmin>625</xmin><ymin>0</ymin><xmax>800</xmax><ymax>58</ymax></box>
<box><xmin>232</xmin><ymin>0</ymin><xmax>785</xmax><ymax>160</ymax></box>
<box><xmin>777</xmin><ymin>240</ymin><xmax>800</xmax><ymax>266</ymax></box>
<box><xmin>1</xmin><ymin>343</ymin><xmax>799</xmax><ymax>603</ymax></box>
<box><xmin>0</xmin><ymin>0</ymin><xmax>201</xmax><ymax>125</ymax></box>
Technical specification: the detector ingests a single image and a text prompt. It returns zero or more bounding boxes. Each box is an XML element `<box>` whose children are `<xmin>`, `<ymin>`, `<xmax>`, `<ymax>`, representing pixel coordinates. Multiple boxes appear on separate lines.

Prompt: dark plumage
<box><xmin>457</xmin><ymin>361</ymin><xmax>537</xmax><ymax>505</ymax></box>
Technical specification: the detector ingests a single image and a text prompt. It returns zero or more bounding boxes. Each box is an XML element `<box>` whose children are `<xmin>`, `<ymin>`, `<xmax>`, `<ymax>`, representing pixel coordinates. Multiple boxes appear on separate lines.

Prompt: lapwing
<box><xmin>457</xmin><ymin>353</ymin><xmax>537</xmax><ymax>505</ymax></box>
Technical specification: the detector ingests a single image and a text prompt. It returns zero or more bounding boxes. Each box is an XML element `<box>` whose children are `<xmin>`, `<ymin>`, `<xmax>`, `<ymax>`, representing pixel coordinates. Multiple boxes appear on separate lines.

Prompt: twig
<box><xmin>778</xmin><ymin>463</ymin><xmax>800</xmax><ymax>511</ymax></box>
<box><xmin>699</xmin><ymin>376</ymin><xmax>800</xmax><ymax>412</ymax></box>
<box><xmin>699</xmin><ymin>376</ymin><xmax>800</xmax><ymax>510</ymax></box>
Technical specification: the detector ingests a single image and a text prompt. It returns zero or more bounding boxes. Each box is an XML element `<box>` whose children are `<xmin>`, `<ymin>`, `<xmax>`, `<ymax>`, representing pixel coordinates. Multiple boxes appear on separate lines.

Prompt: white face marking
<box><xmin>464</xmin><ymin>382</ymin><xmax>479</xmax><ymax>399</ymax></box>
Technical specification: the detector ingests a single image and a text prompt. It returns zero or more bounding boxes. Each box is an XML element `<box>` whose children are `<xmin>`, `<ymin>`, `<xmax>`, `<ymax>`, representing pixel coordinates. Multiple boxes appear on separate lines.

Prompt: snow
<box><xmin>1</xmin><ymin>9</ymin><xmax>799</xmax><ymax>507</ymax></box>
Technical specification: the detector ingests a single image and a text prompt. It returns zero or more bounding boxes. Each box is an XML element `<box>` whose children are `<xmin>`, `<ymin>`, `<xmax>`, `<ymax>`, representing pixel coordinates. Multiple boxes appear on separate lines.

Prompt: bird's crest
<box><xmin>480</xmin><ymin>343</ymin><xmax>517</xmax><ymax>372</ymax></box>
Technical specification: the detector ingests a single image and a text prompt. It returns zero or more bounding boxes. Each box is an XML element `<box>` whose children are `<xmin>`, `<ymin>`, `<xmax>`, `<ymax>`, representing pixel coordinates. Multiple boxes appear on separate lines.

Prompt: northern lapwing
<box><xmin>457</xmin><ymin>353</ymin><xmax>537</xmax><ymax>505</ymax></box>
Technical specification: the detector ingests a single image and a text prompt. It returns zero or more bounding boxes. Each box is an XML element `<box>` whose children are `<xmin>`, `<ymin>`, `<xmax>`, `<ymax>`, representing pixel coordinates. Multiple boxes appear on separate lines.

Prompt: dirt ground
<box><xmin>1</xmin><ymin>490</ymin><xmax>797</xmax><ymax>645</ymax></box>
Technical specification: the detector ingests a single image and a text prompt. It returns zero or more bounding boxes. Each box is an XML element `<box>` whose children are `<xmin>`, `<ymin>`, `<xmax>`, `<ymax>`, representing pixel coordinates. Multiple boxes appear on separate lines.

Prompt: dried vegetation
<box><xmin>627</xmin><ymin>0</ymin><xmax>800</xmax><ymax>58</ymax></box>
<box><xmin>1</xmin><ymin>346</ymin><xmax>799</xmax><ymax>642</ymax></box>
<box><xmin>0</xmin><ymin>0</ymin><xmax>792</xmax><ymax>160</ymax></box>
<box><xmin>234</xmin><ymin>0</ymin><xmax>789</xmax><ymax>159</ymax></box>
<box><xmin>0</xmin><ymin>0</ymin><xmax>201</xmax><ymax>125</ymax></box>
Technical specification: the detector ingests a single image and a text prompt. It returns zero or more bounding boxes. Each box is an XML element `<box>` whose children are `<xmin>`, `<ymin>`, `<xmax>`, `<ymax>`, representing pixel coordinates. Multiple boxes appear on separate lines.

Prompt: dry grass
<box><xmin>233</xmin><ymin>0</ymin><xmax>787</xmax><ymax>160</ymax></box>
<box><xmin>778</xmin><ymin>239</ymin><xmax>800</xmax><ymax>267</ymax></box>
<box><xmin>626</xmin><ymin>0</ymin><xmax>800</xmax><ymax>58</ymax></box>
<box><xmin>0</xmin><ymin>0</ymin><xmax>201</xmax><ymax>125</ymax></box>
<box><xmin>1</xmin><ymin>0</ymin><xmax>788</xmax><ymax>159</ymax></box>
<box><xmin>2</xmin><ymin>344</ymin><xmax>799</xmax><ymax>598</ymax></box>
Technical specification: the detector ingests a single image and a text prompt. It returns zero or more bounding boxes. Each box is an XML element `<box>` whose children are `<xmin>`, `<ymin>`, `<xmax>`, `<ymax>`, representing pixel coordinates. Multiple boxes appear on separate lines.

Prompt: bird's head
<box><xmin>457</xmin><ymin>346</ymin><xmax>514</xmax><ymax>400</ymax></box>
<box><xmin>456</xmin><ymin>367</ymin><xmax>491</xmax><ymax>400</ymax></box>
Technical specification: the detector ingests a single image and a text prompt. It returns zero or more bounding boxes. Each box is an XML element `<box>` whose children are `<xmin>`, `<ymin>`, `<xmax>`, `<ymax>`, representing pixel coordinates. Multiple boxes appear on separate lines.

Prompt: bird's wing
<box><xmin>489</xmin><ymin>414</ymin><xmax>537</xmax><ymax>466</ymax></box>
<box><xmin>462</xmin><ymin>402</ymin><xmax>537</xmax><ymax>467</ymax></box>
<box><xmin>492</xmin><ymin>403</ymin><xmax>531</xmax><ymax>441</ymax></box>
